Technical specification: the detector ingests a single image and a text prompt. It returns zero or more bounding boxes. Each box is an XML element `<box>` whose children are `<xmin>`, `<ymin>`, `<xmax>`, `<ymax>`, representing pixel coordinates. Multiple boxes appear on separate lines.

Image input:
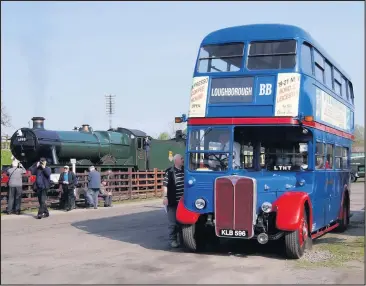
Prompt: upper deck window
<box><xmin>347</xmin><ymin>81</ymin><xmax>354</xmax><ymax>104</ymax></box>
<box><xmin>247</xmin><ymin>40</ymin><xmax>296</xmax><ymax>70</ymax></box>
<box><xmin>300</xmin><ymin>43</ymin><xmax>312</xmax><ymax>75</ymax></box>
<box><xmin>197</xmin><ymin>43</ymin><xmax>244</xmax><ymax>73</ymax></box>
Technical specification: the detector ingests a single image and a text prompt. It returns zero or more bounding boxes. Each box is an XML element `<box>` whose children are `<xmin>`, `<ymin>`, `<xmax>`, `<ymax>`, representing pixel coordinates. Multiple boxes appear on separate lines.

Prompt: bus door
<box><xmin>324</xmin><ymin>144</ymin><xmax>339</xmax><ymax>224</ymax></box>
<box><xmin>313</xmin><ymin>142</ymin><xmax>327</xmax><ymax>230</ymax></box>
<box><xmin>136</xmin><ymin>137</ymin><xmax>146</xmax><ymax>170</ymax></box>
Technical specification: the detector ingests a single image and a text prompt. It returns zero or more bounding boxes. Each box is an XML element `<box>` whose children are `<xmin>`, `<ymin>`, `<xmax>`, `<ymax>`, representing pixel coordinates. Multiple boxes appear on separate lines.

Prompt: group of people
<box><xmin>5</xmin><ymin>158</ymin><xmax>113</xmax><ymax>219</ymax></box>
<box><xmin>6</xmin><ymin>153</ymin><xmax>185</xmax><ymax>249</ymax></box>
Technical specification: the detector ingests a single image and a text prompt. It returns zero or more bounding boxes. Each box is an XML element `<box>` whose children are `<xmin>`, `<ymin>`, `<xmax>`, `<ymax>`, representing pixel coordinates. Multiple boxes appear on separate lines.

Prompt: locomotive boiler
<box><xmin>10</xmin><ymin>117</ymin><xmax>186</xmax><ymax>171</ymax></box>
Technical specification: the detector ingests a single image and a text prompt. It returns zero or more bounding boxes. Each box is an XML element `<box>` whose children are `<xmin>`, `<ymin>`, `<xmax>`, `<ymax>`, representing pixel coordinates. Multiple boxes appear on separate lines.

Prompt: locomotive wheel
<box><xmin>335</xmin><ymin>198</ymin><xmax>350</xmax><ymax>233</ymax></box>
<box><xmin>284</xmin><ymin>206</ymin><xmax>310</xmax><ymax>259</ymax></box>
<box><xmin>181</xmin><ymin>223</ymin><xmax>206</xmax><ymax>252</ymax></box>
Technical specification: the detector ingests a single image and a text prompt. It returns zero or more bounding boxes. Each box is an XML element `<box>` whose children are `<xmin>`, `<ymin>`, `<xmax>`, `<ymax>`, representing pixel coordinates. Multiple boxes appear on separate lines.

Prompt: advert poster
<box><xmin>209</xmin><ymin>77</ymin><xmax>254</xmax><ymax>103</ymax></box>
<box><xmin>274</xmin><ymin>73</ymin><xmax>301</xmax><ymax>116</ymax></box>
<box><xmin>188</xmin><ymin>76</ymin><xmax>209</xmax><ymax>118</ymax></box>
<box><xmin>316</xmin><ymin>88</ymin><xmax>351</xmax><ymax>131</ymax></box>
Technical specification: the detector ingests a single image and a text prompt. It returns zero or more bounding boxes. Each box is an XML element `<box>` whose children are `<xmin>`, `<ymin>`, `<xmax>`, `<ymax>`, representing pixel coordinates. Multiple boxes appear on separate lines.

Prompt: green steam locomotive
<box><xmin>10</xmin><ymin>117</ymin><xmax>186</xmax><ymax>173</ymax></box>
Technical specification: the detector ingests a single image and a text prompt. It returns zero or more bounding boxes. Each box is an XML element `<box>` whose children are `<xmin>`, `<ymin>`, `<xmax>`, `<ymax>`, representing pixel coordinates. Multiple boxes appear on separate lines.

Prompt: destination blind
<box><xmin>209</xmin><ymin>77</ymin><xmax>254</xmax><ymax>103</ymax></box>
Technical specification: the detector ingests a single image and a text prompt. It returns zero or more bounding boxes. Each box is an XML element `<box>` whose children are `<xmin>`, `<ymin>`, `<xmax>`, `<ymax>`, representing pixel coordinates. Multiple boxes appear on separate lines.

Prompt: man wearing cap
<box><xmin>58</xmin><ymin>165</ymin><xmax>77</xmax><ymax>212</ymax></box>
<box><xmin>30</xmin><ymin>157</ymin><xmax>52</xmax><ymax>219</ymax></box>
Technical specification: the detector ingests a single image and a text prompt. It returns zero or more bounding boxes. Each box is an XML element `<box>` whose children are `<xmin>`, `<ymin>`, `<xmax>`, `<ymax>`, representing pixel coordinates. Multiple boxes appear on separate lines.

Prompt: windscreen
<box><xmin>197</xmin><ymin>43</ymin><xmax>244</xmax><ymax>73</ymax></box>
<box><xmin>188</xmin><ymin>127</ymin><xmax>231</xmax><ymax>171</ymax></box>
<box><xmin>247</xmin><ymin>40</ymin><xmax>297</xmax><ymax>70</ymax></box>
<box><xmin>232</xmin><ymin>126</ymin><xmax>311</xmax><ymax>171</ymax></box>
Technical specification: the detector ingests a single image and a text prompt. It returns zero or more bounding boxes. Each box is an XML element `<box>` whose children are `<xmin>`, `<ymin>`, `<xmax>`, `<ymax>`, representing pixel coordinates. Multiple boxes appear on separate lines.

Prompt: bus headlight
<box><xmin>187</xmin><ymin>177</ymin><xmax>196</xmax><ymax>187</ymax></box>
<box><xmin>261</xmin><ymin>202</ymin><xmax>272</xmax><ymax>213</ymax></box>
<box><xmin>195</xmin><ymin>198</ymin><xmax>206</xmax><ymax>210</ymax></box>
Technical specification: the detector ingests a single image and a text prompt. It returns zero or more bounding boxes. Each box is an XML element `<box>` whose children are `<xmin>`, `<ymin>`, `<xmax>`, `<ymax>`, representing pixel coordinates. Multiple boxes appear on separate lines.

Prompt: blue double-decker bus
<box><xmin>175</xmin><ymin>24</ymin><xmax>355</xmax><ymax>259</ymax></box>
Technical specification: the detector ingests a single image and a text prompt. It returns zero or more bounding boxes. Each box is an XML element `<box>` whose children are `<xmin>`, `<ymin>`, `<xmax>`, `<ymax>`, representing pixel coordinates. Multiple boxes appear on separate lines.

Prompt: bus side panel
<box><xmin>312</xmin><ymin>171</ymin><xmax>327</xmax><ymax>231</ymax></box>
<box><xmin>330</xmin><ymin>171</ymin><xmax>349</xmax><ymax>222</ymax></box>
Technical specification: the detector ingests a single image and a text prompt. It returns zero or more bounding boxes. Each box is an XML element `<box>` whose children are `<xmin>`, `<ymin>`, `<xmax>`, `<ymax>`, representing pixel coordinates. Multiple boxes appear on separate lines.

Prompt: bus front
<box><xmin>176</xmin><ymin>24</ymin><xmax>325</xmax><ymax>259</ymax></box>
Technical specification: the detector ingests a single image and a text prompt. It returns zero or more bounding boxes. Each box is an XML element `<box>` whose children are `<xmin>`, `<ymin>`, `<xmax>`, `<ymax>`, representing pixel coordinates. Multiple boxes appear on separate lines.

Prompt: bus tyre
<box><xmin>181</xmin><ymin>223</ymin><xmax>205</xmax><ymax>252</ymax></box>
<box><xmin>336</xmin><ymin>199</ymin><xmax>349</xmax><ymax>232</ymax></box>
<box><xmin>284</xmin><ymin>207</ymin><xmax>309</xmax><ymax>259</ymax></box>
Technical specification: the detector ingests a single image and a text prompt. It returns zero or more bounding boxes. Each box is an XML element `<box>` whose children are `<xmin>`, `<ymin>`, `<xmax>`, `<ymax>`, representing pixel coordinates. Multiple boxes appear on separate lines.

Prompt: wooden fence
<box><xmin>1</xmin><ymin>168</ymin><xmax>165</xmax><ymax>211</ymax></box>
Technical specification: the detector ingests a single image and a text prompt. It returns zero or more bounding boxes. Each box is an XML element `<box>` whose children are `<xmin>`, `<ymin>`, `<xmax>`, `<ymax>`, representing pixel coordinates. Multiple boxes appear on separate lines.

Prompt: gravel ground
<box><xmin>301</xmin><ymin>249</ymin><xmax>334</xmax><ymax>263</ymax></box>
<box><xmin>1</xmin><ymin>182</ymin><xmax>364</xmax><ymax>284</ymax></box>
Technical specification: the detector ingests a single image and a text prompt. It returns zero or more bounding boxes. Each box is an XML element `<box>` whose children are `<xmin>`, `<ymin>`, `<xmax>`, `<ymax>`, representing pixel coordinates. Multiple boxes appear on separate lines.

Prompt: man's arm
<box><xmin>58</xmin><ymin>173</ymin><xmax>64</xmax><ymax>184</ymax></box>
<box><xmin>162</xmin><ymin>171</ymin><xmax>169</xmax><ymax>197</ymax></box>
<box><xmin>42</xmin><ymin>167</ymin><xmax>51</xmax><ymax>178</ymax></box>
<box><xmin>69</xmin><ymin>173</ymin><xmax>76</xmax><ymax>188</ymax></box>
<box><xmin>18</xmin><ymin>163</ymin><xmax>27</xmax><ymax>174</ymax></box>
<box><xmin>29</xmin><ymin>165</ymin><xmax>36</xmax><ymax>176</ymax></box>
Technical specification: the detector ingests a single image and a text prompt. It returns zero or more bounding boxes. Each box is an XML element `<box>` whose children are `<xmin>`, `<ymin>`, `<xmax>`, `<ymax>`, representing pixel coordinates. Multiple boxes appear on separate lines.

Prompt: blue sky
<box><xmin>1</xmin><ymin>1</ymin><xmax>364</xmax><ymax>138</ymax></box>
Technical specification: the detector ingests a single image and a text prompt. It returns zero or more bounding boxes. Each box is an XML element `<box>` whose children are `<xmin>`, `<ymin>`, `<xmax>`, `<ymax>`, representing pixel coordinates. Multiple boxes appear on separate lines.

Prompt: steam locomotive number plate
<box><xmin>220</xmin><ymin>229</ymin><xmax>247</xmax><ymax>237</ymax></box>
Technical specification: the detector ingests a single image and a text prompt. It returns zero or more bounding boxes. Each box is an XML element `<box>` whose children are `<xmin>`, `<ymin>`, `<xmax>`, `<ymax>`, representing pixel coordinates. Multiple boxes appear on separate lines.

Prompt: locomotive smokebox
<box><xmin>31</xmin><ymin>117</ymin><xmax>45</xmax><ymax>130</ymax></box>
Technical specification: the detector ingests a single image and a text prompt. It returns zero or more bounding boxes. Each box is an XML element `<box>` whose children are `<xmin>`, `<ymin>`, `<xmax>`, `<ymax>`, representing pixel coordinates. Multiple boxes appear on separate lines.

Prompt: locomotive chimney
<box><xmin>81</xmin><ymin>124</ymin><xmax>90</xmax><ymax>132</ymax></box>
<box><xmin>31</xmin><ymin>117</ymin><xmax>45</xmax><ymax>130</ymax></box>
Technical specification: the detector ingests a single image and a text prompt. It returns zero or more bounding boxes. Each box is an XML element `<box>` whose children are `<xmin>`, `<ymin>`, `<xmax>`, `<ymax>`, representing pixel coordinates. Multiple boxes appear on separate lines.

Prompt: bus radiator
<box><xmin>214</xmin><ymin>176</ymin><xmax>255</xmax><ymax>238</ymax></box>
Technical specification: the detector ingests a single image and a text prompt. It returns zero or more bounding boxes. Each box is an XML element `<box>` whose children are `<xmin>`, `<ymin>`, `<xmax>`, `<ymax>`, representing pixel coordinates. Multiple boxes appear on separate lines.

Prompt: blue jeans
<box><xmin>88</xmin><ymin>188</ymin><xmax>100</xmax><ymax>208</ymax></box>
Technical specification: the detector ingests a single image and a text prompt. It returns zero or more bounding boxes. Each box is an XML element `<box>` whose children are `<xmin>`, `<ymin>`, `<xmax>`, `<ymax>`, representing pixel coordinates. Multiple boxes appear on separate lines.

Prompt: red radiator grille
<box><xmin>215</xmin><ymin>176</ymin><xmax>255</xmax><ymax>238</ymax></box>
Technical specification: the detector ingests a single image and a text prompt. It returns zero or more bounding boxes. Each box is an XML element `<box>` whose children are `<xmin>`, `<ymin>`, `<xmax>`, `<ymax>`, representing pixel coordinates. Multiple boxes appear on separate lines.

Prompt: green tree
<box><xmin>354</xmin><ymin>124</ymin><xmax>364</xmax><ymax>147</ymax></box>
<box><xmin>157</xmin><ymin>132</ymin><xmax>170</xmax><ymax>140</ymax></box>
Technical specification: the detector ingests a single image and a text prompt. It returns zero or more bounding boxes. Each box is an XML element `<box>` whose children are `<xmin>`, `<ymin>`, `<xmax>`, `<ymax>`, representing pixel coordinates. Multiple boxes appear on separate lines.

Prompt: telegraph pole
<box><xmin>105</xmin><ymin>94</ymin><xmax>115</xmax><ymax>129</ymax></box>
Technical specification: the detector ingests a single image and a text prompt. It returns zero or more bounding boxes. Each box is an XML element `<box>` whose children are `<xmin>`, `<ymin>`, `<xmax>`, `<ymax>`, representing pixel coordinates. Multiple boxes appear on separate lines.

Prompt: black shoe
<box><xmin>66</xmin><ymin>208</ymin><xmax>71</xmax><ymax>212</ymax></box>
<box><xmin>43</xmin><ymin>213</ymin><xmax>49</xmax><ymax>218</ymax></box>
<box><xmin>36</xmin><ymin>214</ymin><xmax>42</xmax><ymax>219</ymax></box>
<box><xmin>15</xmin><ymin>211</ymin><xmax>21</xmax><ymax>215</ymax></box>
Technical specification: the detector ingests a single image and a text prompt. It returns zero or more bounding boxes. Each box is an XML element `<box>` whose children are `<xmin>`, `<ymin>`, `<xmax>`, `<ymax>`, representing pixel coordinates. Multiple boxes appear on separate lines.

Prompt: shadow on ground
<box><xmin>72</xmin><ymin>207</ymin><xmax>364</xmax><ymax>260</ymax></box>
<box><xmin>72</xmin><ymin>209</ymin><xmax>290</xmax><ymax>260</ymax></box>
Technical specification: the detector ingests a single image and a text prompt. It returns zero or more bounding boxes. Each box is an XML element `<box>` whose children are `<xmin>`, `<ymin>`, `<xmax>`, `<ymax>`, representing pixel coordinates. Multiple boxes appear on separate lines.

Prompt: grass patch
<box><xmin>296</xmin><ymin>236</ymin><xmax>364</xmax><ymax>269</ymax></box>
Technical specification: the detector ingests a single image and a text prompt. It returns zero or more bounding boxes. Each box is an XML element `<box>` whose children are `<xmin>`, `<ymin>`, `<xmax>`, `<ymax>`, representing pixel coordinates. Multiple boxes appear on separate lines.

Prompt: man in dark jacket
<box><xmin>58</xmin><ymin>166</ymin><xmax>77</xmax><ymax>211</ymax></box>
<box><xmin>87</xmin><ymin>166</ymin><xmax>101</xmax><ymax>209</ymax></box>
<box><xmin>30</xmin><ymin>157</ymin><xmax>51</xmax><ymax>219</ymax></box>
<box><xmin>163</xmin><ymin>154</ymin><xmax>184</xmax><ymax>248</ymax></box>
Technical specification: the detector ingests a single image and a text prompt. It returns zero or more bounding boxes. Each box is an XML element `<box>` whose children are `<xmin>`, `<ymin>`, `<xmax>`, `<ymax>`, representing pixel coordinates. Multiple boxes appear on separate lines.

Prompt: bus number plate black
<box><xmin>220</xmin><ymin>229</ymin><xmax>247</xmax><ymax>237</ymax></box>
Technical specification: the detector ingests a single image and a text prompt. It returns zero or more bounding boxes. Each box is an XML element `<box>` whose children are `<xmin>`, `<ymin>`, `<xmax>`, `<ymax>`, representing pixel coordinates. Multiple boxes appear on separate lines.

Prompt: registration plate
<box><xmin>220</xmin><ymin>229</ymin><xmax>247</xmax><ymax>237</ymax></box>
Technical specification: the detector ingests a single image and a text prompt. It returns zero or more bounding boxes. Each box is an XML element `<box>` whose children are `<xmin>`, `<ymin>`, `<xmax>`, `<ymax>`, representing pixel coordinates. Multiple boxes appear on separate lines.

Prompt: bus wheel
<box><xmin>336</xmin><ymin>199</ymin><xmax>349</xmax><ymax>232</ymax></box>
<box><xmin>181</xmin><ymin>223</ymin><xmax>205</xmax><ymax>252</ymax></box>
<box><xmin>284</xmin><ymin>207</ymin><xmax>309</xmax><ymax>259</ymax></box>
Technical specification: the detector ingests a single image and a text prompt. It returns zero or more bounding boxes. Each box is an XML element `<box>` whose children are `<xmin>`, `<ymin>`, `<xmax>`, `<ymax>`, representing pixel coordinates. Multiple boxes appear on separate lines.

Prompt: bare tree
<box><xmin>1</xmin><ymin>101</ymin><xmax>11</xmax><ymax>128</ymax></box>
<box><xmin>354</xmin><ymin>124</ymin><xmax>364</xmax><ymax>147</ymax></box>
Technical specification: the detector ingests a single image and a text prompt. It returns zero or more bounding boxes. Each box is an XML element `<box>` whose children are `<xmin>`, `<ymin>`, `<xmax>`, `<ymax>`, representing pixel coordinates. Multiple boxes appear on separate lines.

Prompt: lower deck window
<box><xmin>315</xmin><ymin>142</ymin><xmax>325</xmax><ymax>169</ymax></box>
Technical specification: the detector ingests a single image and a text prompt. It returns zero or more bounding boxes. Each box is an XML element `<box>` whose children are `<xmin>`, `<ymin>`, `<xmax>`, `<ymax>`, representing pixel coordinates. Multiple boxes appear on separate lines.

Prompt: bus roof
<box><xmin>201</xmin><ymin>24</ymin><xmax>351</xmax><ymax>81</ymax></box>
